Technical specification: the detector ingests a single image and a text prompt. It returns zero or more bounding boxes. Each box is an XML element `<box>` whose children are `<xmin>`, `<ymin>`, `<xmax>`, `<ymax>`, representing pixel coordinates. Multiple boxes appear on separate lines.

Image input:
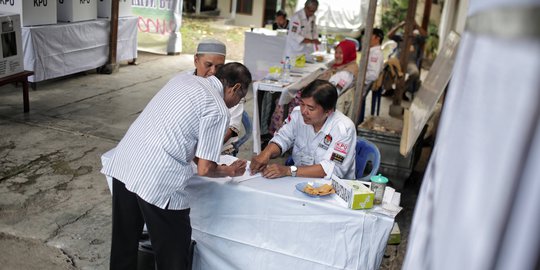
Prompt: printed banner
<box><xmin>132</xmin><ymin>0</ymin><xmax>183</xmax><ymax>54</ymax></box>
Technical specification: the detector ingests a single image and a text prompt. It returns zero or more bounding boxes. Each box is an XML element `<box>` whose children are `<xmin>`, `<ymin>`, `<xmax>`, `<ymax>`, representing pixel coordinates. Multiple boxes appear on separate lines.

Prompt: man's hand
<box><xmin>228</xmin><ymin>159</ymin><xmax>247</xmax><ymax>177</ymax></box>
<box><xmin>262</xmin><ymin>164</ymin><xmax>290</xmax><ymax>179</ymax></box>
<box><xmin>250</xmin><ymin>154</ymin><xmax>269</xmax><ymax>175</ymax></box>
<box><xmin>312</xmin><ymin>39</ymin><xmax>321</xmax><ymax>45</ymax></box>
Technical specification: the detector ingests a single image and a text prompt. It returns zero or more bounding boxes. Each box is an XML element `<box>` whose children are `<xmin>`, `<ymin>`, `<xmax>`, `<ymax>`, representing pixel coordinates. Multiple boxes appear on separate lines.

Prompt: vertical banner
<box><xmin>132</xmin><ymin>0</ymin><xmax>183</xmax><ymax>54</ymax></box>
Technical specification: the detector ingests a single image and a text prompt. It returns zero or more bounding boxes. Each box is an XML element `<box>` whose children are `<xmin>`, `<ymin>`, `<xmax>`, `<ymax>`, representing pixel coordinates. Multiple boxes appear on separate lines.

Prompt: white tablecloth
<box><xmin>22</xmin><ymin>17</ymin><xmax>138</xmax><ymax>82</ymax></box>
<box><xmin>188</xmin><ymin>174</ymin><xmax>395</xmax><ymax>270</ymax></box>
<box><xmin>101</xmin><ymin>150</ymin><xmax>396</xmax><ymax>270</ymax></box>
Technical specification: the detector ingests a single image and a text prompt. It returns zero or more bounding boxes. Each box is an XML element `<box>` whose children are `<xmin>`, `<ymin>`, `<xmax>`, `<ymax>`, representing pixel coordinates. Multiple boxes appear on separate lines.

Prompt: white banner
<box><xmin>132</xmin><ymin>0</ymin><xmax>183</xmax><ymax>54</ymax></box>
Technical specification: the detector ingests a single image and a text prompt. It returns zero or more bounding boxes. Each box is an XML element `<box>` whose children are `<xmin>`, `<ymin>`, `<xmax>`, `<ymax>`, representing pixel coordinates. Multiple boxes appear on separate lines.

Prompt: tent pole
<box><xmin>352</xmin><ymin>0</ymin><xmax>378</xmax><ymax>126</ymax></box>
<box><xmin>101</xmin><ymin>0</ymin><xmax>120</xmax><ymax>74</ymax></box>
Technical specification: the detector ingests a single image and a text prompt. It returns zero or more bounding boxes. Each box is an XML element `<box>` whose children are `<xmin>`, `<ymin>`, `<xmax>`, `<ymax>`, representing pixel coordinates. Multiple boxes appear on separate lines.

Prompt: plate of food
<box><xmin>295</xmin><ymin>182</ymin><xmax>335</xmax><ymax>197</ymax></box>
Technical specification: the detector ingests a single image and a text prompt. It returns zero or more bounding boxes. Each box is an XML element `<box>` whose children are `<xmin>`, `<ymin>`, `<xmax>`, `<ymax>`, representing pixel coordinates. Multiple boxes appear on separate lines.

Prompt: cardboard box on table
<box><xmin>57</xmin><ymin>0</ymin><xmax>98</xmax><ymax>22</ymax></box>
<box><xmin>97</xmin><ymin>0</ymin><xmax>132</xmax><ymax>18</ymax></box>
<box><xmin>0</xmin><ymin>1</ymin><xmax>57</xmax><ymax>26</ymax></box>
<box><xmin>331</xmin><ymin>175</ymin><xmax>374</xmax><ymax>210</ymax></box>
<box><xmin>0</xmin><ymin>13</ymin><xmax>23</xmax><ymax>78</ymax></box>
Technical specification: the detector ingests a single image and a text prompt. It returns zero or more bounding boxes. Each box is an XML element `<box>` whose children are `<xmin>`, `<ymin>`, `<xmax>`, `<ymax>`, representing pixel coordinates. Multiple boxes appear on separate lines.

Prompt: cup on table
<box><xmin>370</xmin><ymin>174</ymin><xmax>389</xmax><ymax>205</ymax></box>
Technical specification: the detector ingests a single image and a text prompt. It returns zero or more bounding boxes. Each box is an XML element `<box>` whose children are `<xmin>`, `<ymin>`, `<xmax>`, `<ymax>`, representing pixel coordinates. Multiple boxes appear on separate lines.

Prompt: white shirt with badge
<box><xmin>284</xmin><ymin>9</ymin><xmax>319</xmax><ymax>59</ymax></box>
<box><xmin>270</xmin><ymin>107</ymin><xmax>357</xmax><ymax>179</ymax></box>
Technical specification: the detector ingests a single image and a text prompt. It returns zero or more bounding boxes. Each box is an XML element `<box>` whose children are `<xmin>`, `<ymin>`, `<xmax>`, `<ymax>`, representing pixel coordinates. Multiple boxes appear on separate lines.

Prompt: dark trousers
<box><xmin>110</xmin><ymin>178</ymin><xmax>192</xmax><ymax>270</ymax></box>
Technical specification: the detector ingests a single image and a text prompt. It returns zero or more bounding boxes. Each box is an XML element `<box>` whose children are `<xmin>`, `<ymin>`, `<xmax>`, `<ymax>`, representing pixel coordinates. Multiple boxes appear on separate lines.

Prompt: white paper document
<box><xmin>219</xmin><ymin>155</ymin><xmax>262</xmax><ymax>183</ymax></box>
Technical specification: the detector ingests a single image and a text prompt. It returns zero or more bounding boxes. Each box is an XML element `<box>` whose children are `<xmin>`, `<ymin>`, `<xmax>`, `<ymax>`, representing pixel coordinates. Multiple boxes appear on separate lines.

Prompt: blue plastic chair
<box><xmin>355</xmin><ymin>138</ymin><xmax>381</xmax><ymax>181</ymax></box>
<box><xmin>231</xmin><ymin>111</ymin><xmax>252</xmax><ymax>156</ymax></box>
<box><xmin>285</xmin><ymin>156</ymin><xmax>294</xmax><ymax>166</ymax></box>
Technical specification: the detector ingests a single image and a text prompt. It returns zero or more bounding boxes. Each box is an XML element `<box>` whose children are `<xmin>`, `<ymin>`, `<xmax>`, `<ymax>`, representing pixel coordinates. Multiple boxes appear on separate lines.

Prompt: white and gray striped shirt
<box><xmin>101</xmin><ymin>74</ymin><xmax>229</xmax><ymax>210</ymax></box>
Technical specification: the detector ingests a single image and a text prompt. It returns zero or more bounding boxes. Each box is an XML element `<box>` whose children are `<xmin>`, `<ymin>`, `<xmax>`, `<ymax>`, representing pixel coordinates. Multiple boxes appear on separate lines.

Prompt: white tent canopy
<box><xmin>295</xmin><ymin>0</ymin><xmax>368</xmax><ymax>32</ymax></box>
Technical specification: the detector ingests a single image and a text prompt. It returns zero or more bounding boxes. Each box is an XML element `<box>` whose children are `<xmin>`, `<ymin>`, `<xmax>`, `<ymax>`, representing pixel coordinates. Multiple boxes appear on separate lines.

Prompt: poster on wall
<box><xmin>132</xmin><ymin>0</ymin><xmax>183</xmax><ymax>54</ymax></box>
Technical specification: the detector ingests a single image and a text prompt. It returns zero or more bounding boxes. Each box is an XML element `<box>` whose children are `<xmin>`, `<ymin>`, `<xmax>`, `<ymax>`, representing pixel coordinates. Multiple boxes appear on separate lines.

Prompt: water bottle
<box><xmin>321</xmin><ymin>35</ymin><xmax>327</xmax><ymax>53</ymax></box>
<box><xmin>282</xmin><ymin>56</ymin><xmax>291</xmax><ymax>82</ymax></box>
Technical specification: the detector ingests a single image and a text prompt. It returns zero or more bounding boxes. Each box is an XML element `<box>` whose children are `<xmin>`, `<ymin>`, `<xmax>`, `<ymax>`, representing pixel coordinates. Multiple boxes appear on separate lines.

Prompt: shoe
<box><xmin>381</xmin><ymin>88</ymin><xmax>395</xmax><ymax>97</ymax></box>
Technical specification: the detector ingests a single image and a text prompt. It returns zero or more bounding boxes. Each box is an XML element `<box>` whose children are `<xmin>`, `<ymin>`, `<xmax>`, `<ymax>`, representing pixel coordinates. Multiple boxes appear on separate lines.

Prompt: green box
<box><xmin>331</xmin><ymin>176</ymin><xmax>374</xmax><ymax>209</ymax></box>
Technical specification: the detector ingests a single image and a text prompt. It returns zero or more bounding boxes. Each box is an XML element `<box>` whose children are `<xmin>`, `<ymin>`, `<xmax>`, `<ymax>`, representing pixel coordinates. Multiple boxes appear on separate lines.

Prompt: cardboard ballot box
<box><xmin>0</xmin><ymin>12</ymin><xmax>23</xmax><ymax>79</ymax></box>
<box><xmin>0</xmin><ymin>0</ymin><xmax>57</xmax><ymax>26</ymax></box>
<box><xmin>57</xmin><ymin>0</ymin><xmax>98</xmax><ymax>22</ymax></box>
<box><xmin>331</xmin><ymin>175</ymin><xmax>374</xmax><ymax>210</ymax></box>
<box><xmin>98</xmin><ymin>0</ymin><xmax>132</xmax><ymax>18</ymax></box>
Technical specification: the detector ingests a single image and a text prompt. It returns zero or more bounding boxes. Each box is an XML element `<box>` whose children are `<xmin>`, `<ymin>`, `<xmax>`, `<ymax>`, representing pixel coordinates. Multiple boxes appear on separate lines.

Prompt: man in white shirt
<box><xmin>192</xmin><ymin>39</ymin><xmax>244</xmax><ymax>155</ymax></box>
<box><xmin>102</xmin><ymin>63</ymin><xmax>252</xmax><ymax>270</ymax></box>
<box><xmin>284</xmin><ymin>0</ymin><xmax>321</xmax><ymax>60</ymax></box>
<box><xmin>250</xmin><ymin>80</ymin><xmax>356</xmax><ymax>179</ymax></box>
<box><xmin>366</xmin><ymin>28</ymin><xmax>385</xmax><ymax>85</ymax></box>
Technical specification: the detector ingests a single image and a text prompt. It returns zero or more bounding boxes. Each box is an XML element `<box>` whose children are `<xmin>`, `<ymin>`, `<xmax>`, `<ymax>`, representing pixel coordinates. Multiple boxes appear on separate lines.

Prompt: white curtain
<box><xmin>403</xmin><ymin>0</ymin><xmax>540</xmax><ymax>269</ymax></box>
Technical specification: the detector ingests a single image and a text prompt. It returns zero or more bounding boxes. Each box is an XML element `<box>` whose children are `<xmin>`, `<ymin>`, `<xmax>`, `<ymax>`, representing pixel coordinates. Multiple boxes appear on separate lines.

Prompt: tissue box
<box><xmin>331</xmin><ymin>175</ymin><xmax>374</xmax><ymax>209</ymax></box>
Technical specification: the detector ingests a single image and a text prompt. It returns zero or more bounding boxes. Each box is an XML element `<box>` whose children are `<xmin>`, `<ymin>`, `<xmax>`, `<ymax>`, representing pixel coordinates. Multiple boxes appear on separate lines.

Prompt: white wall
<box><xmin>218</xmin><ymin>0</ymin><xmax>265</xmax><ymax>27</ymax></box>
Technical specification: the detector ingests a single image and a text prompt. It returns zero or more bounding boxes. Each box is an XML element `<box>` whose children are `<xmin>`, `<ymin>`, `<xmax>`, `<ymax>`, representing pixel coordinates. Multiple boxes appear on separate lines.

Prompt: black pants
<box><xmin>110</xmin><ymin>178</ymin><xmax>192</xmax><ymax>270</ymax></box>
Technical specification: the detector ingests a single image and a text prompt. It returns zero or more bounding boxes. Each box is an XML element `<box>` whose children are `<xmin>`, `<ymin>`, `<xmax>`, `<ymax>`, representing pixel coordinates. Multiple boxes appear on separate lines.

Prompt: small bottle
<box><xmin>320</xmin><ymin>35</ymin><xmax>327</xmax><ymax>53</ymax></box>
<box><xmin>282</xmin><ymin>56</ymin><xmax>291</xmax><ymax>82</ymax></box>
<box><xmin>370</xmin><ymin>174</ymin><xmax>389</xmax><ymax>205</ymax></box>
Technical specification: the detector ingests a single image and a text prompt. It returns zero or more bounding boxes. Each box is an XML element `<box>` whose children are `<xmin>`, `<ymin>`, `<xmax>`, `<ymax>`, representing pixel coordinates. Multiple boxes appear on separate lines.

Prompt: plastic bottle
<box><xmin>282</xmin><ymin>56</ymin><xmax>291</xmax><ymax>82</ymax></box>
<box><xmin>320</xmin><ymin>35</ymin><xmax>327</xmax><ymax>53</ymax></box>
<box><xmin>370</xmin><ymin>174</ymin><xmax>389</xmax><ymax>205</ymax></box>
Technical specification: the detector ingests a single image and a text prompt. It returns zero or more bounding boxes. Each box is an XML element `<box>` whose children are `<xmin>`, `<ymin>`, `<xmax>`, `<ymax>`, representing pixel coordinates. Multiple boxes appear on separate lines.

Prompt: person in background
<box><xmin>272</xmin><ymin>10</ymin><xmax>289</xmax><ymax>30</ymax></box>
<box><xmin>269</xmin><ymin>39</ymin><xmax>358</xmax><ymax>133</ymax></box>
<box><xmin>191</xmin><ymin>39</ymin><xmax>244</xmax><ymax>155</ymax></box>
<box><xmin>364</xmin><ymin>28</ymin><xmax>385</xmax><ymax>86</ymax></box>
<box><xmin>103</xmin><ymin>62</ymin><xmax>252</xmax><ymax>270</ymax></box>
<box><xmin>385</xmin><ymin>21</ymin><xmax>427</xmax><ymax>99</ymax></box>
<box><xmin>251</xmin><ymin>80</ymin><xmax>356</xmax><ymax>180</ymax></box>
<box><xmin>284</xmin><ymin>0</ymin><xmax>320</xmax><ymax>60</ymax></box>
<box><xmin>319</xmin><ymin>39</ymin><xmax>359</xmax><ymax>119</ymax></box>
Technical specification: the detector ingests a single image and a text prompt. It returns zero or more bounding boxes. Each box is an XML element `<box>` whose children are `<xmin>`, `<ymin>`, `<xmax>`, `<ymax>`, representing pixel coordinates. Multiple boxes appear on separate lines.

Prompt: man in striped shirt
<box><xmin>102</xmin><ymin>63</ymin><xmax>252</xmax><ymax>269</ymax></box>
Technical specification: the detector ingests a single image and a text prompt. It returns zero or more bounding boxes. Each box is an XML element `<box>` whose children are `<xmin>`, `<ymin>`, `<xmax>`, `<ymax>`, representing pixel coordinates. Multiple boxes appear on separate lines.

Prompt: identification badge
<box><xmin>330</xmin><ymin>152</ymin><xmax>345</xmax><ymax>165</ymax></box>
<box><xmin>318</xmin><ymin>143</ymin><xmax>328</xmax><ymax>150</ymax></box>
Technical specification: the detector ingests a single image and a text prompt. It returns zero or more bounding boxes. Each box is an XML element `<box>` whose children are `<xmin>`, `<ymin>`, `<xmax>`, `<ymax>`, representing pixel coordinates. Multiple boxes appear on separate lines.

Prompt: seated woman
<box><xmin>269</xmin><ymin>39</ymin><xmax>358</xmax><ymax>134</ymax></box>
<box><xmin>318</xmin><ymin>39</ymin><xmax>359</xmax><ymax>118</ymax></box>
<box><xmin>250</xmin><ymin>80</ymin><xmax>357</xmax><ymax>179</ymax></box>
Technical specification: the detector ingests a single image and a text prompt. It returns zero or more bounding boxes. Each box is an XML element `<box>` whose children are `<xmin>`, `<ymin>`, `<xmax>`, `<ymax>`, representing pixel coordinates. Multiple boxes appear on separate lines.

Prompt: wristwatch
<box><xmin>290</xmin><ymin>166</ymin><xmax>298</xmax><ymax>177</ymax></box>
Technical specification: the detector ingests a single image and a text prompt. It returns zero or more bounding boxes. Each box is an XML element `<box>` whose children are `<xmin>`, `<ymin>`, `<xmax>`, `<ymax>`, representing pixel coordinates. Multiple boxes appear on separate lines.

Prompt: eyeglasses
<box><xmin>234</xmin><ymin>87</ymin><xmax>247</xmax><ymax>104</ymax></box>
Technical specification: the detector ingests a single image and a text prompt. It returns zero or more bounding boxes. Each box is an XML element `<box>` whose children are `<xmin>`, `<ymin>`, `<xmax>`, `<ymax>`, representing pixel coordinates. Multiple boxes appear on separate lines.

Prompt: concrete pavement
<box><xmin>0</xmin><ymin>52</ymin><xmax>223</xmax><ymax>269</ymax></box>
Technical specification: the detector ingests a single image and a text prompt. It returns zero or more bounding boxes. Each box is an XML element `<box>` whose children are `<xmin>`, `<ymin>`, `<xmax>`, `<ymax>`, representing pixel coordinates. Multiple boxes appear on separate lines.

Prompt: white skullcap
<box><xmin>196</xmin><ymin>39</ymin><xmax>226</xmax><ymax>56</ymax></box>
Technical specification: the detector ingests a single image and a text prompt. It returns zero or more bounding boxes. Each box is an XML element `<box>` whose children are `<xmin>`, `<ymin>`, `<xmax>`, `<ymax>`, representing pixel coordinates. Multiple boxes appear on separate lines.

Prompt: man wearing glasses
<box><xmin>191</xmin><ymin>39</ymin><xmax>245</xmax><ymax>155</ymax></box>
<box><xmin>104</xmin><ymin>62</ymin><xmax>252</xmax><ymax>269</ymax></box>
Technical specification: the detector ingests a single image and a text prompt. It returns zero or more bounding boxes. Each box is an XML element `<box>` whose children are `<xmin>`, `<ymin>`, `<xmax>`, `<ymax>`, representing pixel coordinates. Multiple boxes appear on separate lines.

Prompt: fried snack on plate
<box><xmin>303</xmin><ymin>183</ymin><xmax>335</xmax><ymax>196</ymax></box>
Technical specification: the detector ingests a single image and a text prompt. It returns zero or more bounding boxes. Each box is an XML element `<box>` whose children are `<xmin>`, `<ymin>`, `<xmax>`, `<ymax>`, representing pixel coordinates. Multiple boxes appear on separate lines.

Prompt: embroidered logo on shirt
<box><xmin>330</xmin><ymin>152</ymin><xmax>345</xmax><ymax>164</ymax></box>
<box><xmin>324</xmin><ymin>134</ymin><xmax>332</xmax><ymax>146</ymax></box>
<box><xmin>334</xmin><ymin>142</ymin><xmax>349</xmax><ymax>154</ymax></box>
<box><xmin>292</xmin><ymin>26</ymin><xmax>298</xmax><ymax>33</ymax></box>
<box><xmin>338</xmin><ymin>79</ymin><xmax>346</xmax><ymax>88</ymax></box>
